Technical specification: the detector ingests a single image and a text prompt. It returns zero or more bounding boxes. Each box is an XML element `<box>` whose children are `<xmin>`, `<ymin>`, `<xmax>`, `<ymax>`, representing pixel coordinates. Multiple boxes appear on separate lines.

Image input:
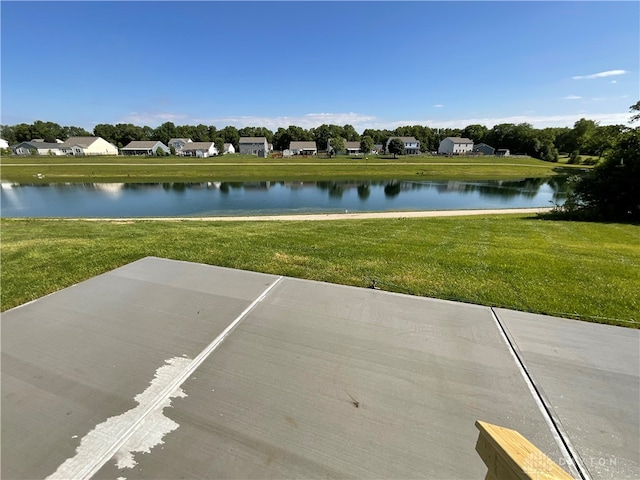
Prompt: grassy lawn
<box><xmin>2</xmin><ymin>215</ymin><xmax>637</xmax><ymax>327</ymax></box>
<box><xmin>0</xmin><ymin>154</ymin><xmax>588</xmax><ymax>183</ymax></box>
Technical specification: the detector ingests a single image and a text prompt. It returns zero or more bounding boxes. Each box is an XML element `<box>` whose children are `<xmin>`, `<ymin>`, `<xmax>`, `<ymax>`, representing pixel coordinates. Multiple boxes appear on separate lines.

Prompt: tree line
<box><xmin>1</xmin><ymin>104</ymin><xmax>637</xmax><ymax>162</ymax></box>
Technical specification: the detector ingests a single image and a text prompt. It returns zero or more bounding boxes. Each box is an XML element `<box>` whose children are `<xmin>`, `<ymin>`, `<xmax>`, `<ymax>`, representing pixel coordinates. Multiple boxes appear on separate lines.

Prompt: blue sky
<box><xmin>1</xmin><ymin>1</ymin><xmax>638</xmax><ymax>132</ymax></box>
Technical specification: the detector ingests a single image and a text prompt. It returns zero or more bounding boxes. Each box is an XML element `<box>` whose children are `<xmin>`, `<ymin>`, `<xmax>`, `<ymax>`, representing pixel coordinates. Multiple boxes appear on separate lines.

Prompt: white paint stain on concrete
<box><xmin>46</xmin><ymin>357</ymin><xmax>191</xmax><ymax>479</ymax></box>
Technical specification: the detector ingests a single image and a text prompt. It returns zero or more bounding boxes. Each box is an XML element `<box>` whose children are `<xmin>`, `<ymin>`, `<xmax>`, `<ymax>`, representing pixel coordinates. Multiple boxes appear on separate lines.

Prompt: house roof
<box><xmin>168</xmin><ymin>138</ymin><xmax>192</xmax><ymax>144</ymax></box>
<box><xmin>444</xmin><ymin>137</ymin><xmax>473</xmax><ymax>144</ymax></box>
<box><xmin>386</xmin><ymin>136</ymin><xmax>419</xmax><ymax>145</ymax></box>
<box><xmin>344</xmin><ymin>141</ymin><xmax>361</xmax><ymax>149</ymax></box>
<box><xmin>239</xmin><ymin>137</ymin><xmax>267</xmax><ymax>143</ymax></box>
<box><xmin>182</xmin><ymin>142</ymin><xmax>215</xmax><ymax>151</ymax></box>
<box><xmin>290</xmin><ymin>141</ymin><xmax>317</xmax><ymax>149</ymax></box>
<box><xmin>474</xmin><ymin>143</ymin><xmax>494</xmax><ymax>148</ymax></box>
<box><xmin>62</xmin><ymin>136</ymin><xmax>101</xmax><ymax>148</ymax></box>
<box><xmin>121</xmin><ymin>141</ymin><xmax>165</xmax><ymax>149</ymax></box>
<box><xmin>15</xmin><ymin>141</ymin><xmax>62</xmax><ymax>149</ymax></box>
<box><xmin>224</xmin><ymin>143</ymin><xmax>233</xmax><ymax>148</ymax></box>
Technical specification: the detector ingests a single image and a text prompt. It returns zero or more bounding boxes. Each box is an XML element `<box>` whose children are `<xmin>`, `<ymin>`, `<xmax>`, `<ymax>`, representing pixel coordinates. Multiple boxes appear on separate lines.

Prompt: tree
<box><xmin>630</xmin><ymin>100</ymin><xmax>640</xmax><ymax>124</ymax></box>
<box><xmin>169</xmin><ymin>145</ymin><xmax>176</xmax><ymax>156</ymax></box>
<box><xmin>360</xmin><ymin>135</ymin><xmax>374</xmax><ymax>155</ymax></box>
<box><xmin>154</xmin><ymin>122</ymin><xmax>177</xmax><ymax>145</ymax></box>
<box><xmin>328</xmin><ymin>136</ymin><xmax>345</xmax><ymax>157</ymax></box>
<box><xmin>562</xmin><ymin>128</ymin><xmax>639</xmax><ymax>221</ymax></box>
<box><xmin>387</xmin><ymin>138</ymin><xmax>405</xmax><ymax>158</ymax></box>
<box><xmin>156</xmin><ymin>147</ymin><xmax>166</xmax><ymax>156</ymax></box>
<box><xmin>462</xmin><ymin>124</ymin><xmax>488</xmax><ymax>144</ymax></box>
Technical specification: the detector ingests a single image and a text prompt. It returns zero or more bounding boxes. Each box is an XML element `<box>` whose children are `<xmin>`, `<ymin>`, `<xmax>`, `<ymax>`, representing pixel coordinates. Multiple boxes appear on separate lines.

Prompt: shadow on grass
<box><xmin>526</xmin><ymin>210</ymin><xmax>640</xmax><ymax>226</ymax></box>
<box><xmin>552</xmin><ymin>166</ymin><xmax>591</xmax><ymax>175</ymax></box>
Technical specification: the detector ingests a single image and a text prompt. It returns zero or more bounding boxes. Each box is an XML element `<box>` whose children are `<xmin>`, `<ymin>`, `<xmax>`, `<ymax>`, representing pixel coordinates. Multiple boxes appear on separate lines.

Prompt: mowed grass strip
<box><xmin>0</xmin><ymin>155</ymin><xmax>587</xmax><ymax>183</ymax></box>
<box><xmin>1</xmin><ymin>215</ymin><xmax>637</xmax><ymax>326</ymax></box>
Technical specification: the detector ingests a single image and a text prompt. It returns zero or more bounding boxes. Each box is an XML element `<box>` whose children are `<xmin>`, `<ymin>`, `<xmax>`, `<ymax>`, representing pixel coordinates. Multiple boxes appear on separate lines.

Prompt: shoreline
<box><xmin>37</xmin><ymin>207</ymin><xmax>554</xmax><ymax>222</ymax></box>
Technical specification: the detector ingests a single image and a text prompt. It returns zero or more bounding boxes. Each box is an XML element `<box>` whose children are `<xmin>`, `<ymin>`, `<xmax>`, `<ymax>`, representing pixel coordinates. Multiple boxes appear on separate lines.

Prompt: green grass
<box><xmin>0</xmin><ymin>154</ymin><xmax>588</xmax><ymax>183</ymax></box>
<box><xmin>2</xmin><ymin>215</ymin><xmax>637</xmax><ymax>327</ymax></box>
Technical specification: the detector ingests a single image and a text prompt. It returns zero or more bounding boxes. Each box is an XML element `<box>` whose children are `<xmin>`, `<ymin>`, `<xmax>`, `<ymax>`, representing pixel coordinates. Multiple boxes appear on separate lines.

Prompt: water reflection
<box><xmin>1</xmin><ymin>178</ymin><xmax>569</xmax><ymax>218</ymax></box>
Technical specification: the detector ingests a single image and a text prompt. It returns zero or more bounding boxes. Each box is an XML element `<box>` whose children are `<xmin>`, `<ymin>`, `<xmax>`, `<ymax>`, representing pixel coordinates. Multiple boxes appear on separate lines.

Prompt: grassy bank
<box><xmin>0</xmin><ymin>154</ymin><xmax>587</xmax><ymax>183</ymax></box>
<box><xmin>1</xmin><ymin>215</ymin><xmax>637</xmax><ymax>327</ymax></box>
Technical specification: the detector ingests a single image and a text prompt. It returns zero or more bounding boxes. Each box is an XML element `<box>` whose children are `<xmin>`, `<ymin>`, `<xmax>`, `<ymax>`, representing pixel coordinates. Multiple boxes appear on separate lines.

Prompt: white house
<box><xmin>61</xmin><ymin>136</ymin><xmax>118</xmax><ymax>156</ymax></box>
<box><xmin>181</xmin><ymin>142</ymin><xmax>218</xmax><ymax>158</ymax></box>
<box><xmin>289</xmin><ymin>141</ymin><xmax>317</xmax><ymax>155</ymax></box>
<box><xmin>496</xmin><ymin>148</ymin><xmax>511</xmax><ymax>157</ymax></box>
<box><xmin>168</xmin><ymin>138</ymin><xmax>193</xmax><ymax>155</ymax></box>
<box><xmin>239</xmin><ymin>137</ymin><xmax>268</xmax><ymax>156</ymax></box>
<box><xmin>385</xmin><ymin>136</ymin><xmax>420</xmax><ymax>155</ymax></box>
<box><xmin>223</xmin><ymin>143</ymin><xmax>235</xmax><ymax>154</ymax></box>
<box><xmin>13</xmin><ymin>141</ymin><xmax>66</xmax><ymax>155</ymax></box>
<box><xmin>120</xmin><ymin>141</ymin><xmax>170</xmax><ymax>156</ymax></box>
<box><xmin>0</xmin><ymin>138</ymin><xmax>9</xmax><ymax>149</ymax></box>
<box><xmin>344</xmin><ymin>141</ymin><xmax>362</xmax><ymax>155</ymax></box>
<box><xmin>438</xmin><ymin>137</ymin><xmax>474</xmax><ymax>155</ymax></box>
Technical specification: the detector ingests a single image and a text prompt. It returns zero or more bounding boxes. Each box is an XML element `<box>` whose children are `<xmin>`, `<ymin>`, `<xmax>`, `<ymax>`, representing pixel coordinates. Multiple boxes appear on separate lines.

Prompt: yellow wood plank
<box><xmin>475</xmin><ymin>420</ymin><xmax>575</xmax><ymax>480</ymax></box>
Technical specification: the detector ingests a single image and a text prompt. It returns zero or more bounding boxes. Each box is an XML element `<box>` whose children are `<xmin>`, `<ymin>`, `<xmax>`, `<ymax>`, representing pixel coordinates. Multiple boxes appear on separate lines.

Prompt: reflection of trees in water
<box><xmin>384</xmin><ymin>182</ymin><xmax>401</xmax><ymax>197</ymax></box>
<box><xmin>357</xmin><ymin>184</ymin><xmax>370</xmax><ymax>200</ymax></box>
<box><xmin>219</xmin><ymin>182</ymin><xmax>230</xmax><ymax>193</ymax></box>
<box><xmin>430</xmin><ymin>178</ymin><xmax>566</xmax><ymax>200</ymax></box>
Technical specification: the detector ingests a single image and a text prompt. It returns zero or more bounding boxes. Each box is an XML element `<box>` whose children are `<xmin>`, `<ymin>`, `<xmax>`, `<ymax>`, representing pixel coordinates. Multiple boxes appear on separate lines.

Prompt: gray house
<box><xmin>13</xmin><ymin>141</ymin><xmax>65</xmax><ymax>155</ymax></box>
<box><xmin>289</xmin><ymin>141</ymin><xmax>318</xmax><ymax>155</ymax></box>
<box><xmin>120</xmin><ymin>141</ymin><xmax>170</xmax><ymax>156</ymax></box>
<box><xmin>168</xmin><ymin>138</ymin><xmax>193</xmax><ymax>155</ymax></box>
<box><xmin>239</xmin><ymin>137</ymin><xmax>269</xmax><ymax>157</ymax></box>
<box><xmin>472</xmin><ymin>143</ymin><xmax>495</xmax><ymax>155</ymax></box>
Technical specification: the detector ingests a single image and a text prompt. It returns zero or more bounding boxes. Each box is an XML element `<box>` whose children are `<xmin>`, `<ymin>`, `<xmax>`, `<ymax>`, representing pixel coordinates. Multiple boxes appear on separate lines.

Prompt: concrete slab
<box><xmin>496</xmin><ymin>309</ymin><xmax>640</xmax><ymax>480</ymax></box>
<box><xmin>5</xmin><ymin>257</ymin><xmax>613</xmax><ymax>480</ymax></box>
<box><xmin>91</xmin><ymin>276</ymin><xmax>564</xmax><ymax>479</ymax></box>
<box><xmin>1</xmin><ymin>257</ymin><xmax>280</xmax><ymax>480</ymax></box>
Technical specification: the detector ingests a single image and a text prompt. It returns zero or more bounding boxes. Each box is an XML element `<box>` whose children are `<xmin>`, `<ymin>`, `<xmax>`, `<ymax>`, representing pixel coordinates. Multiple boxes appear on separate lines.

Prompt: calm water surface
<box><xmin>1</xmin><ymin>178</ymin><xmax>568</xmax><ymax>218</ymax></box>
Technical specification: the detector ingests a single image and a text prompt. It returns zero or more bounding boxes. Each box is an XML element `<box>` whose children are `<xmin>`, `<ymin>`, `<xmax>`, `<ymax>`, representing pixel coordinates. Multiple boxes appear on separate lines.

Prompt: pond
<box><xmin>0</xmin><ymin>178</ymin><xmax>569</xmax><ymax>218</ymax></box>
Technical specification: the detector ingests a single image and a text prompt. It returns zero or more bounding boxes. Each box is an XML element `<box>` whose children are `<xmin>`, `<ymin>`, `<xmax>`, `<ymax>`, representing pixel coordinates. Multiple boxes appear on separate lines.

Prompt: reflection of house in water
<box><xmin>242</xmin><ymin>182</ymin><xmax>271</xmax><ymax>190</ymax></box>
<box><xmin>93</xmin><ymin>183</ymin><xmax>125</xmax><ymax>197</ymax></box>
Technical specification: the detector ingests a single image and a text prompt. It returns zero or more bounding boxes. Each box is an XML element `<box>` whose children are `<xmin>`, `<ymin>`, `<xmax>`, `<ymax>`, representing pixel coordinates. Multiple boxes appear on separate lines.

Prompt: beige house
<box><xmin>61</xmin><ymin>136</ymin><xmax>118</xmax><ymax>156</ymax></box>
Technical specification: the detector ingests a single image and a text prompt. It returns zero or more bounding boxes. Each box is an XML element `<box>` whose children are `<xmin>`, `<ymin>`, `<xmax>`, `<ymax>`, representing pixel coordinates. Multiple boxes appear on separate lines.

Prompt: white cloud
<box><xmin>572</xmin><ymin>69</ymin><xmax>627</xmax><ymax>80</ymax></box>
<box><xmin>115</xmin><ymin>110</ymin><xmax>632</xmax><ymax>132</ymax></box>
<box><xmin>433</xmin><ymin>104</ymin><xmax>444</xmax><ymax>108</ymax></box>
<box><xmin>192</xmin><ymin>112</ymin><xmax>377</xmax><ymax>131</ymax></box>
<box><xmin>119</xmin><ymin>112</ymin><xmax>189</xmax><ymax>125</ymax></box>
<box><xmin>387</xmin><ymin>113</ymin><xmax>631</xmax><ymax>129</ymax></box>
<box><xmin>563</xmin><ymin>95</ymin><xmax>581</xmax><ymax>100</ymax></box>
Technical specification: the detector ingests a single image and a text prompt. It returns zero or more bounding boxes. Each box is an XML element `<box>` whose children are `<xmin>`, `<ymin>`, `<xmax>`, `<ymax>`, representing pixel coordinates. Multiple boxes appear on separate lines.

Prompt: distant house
<box><xmin>385</xmin><ymin>136</ymin><xmax>420</xmax><ymax>155</ymax></box>
<box><xmin>223</xmin><ymin>143</ymin><xmax>235</xmax><ymax>154</ymax></box>
<box><xmin>373</xmin><ymin>144</ymin><xmax>383</xmax><ymax>154</ymax></box>
<box><xmin>327</xmin><ymin>139</ymin><xmax>360</xmax><ymax>155</ymax></box>
<box><xmin>168</xmin><ymin>138</ymin><xmax>193</xmax><ymax>155</ymax></box>
<box><xmin>61</xmin><ymin>136</ymin><xmax>118</xmax><ymax>156</ymax></box>
<box><xmin>13</xmin><ymin>141</ymin><xmax>65</xmax><ymax>155</ymax></box>
<box><xmin>438</xmin><ymin>137</ymin><xmax>474</xmax><ymax>155</ymax></box>
<box><xmin>289</xmin><ymin>141</ymin><xmax>317</xmax><ymax>155</ymax></box>
<box><xmin>181</xmin><ymin>142</ymin><xmax>218</xmax><ymax>158</ymax></box>
<box><xmin>239</xmin><ymin>137</ymin><xmax>269</xmax><ymax>156</ymax></box>
<box><xmin>473</xmin><ymin>143</ymin><xmax>495</xmax><ymax>155</ymax></box>
<box><xmin>344</xmin><ymin>141</ymin><xmax>362</xmax><ymax>155</ymax></box>
<box><xmin>0</xmin><ymin>138</ymin><xmax>10</xmax><ymax>149</ymax></box>
<box><xmin>496</xmin><ymin>148</ymin><xmax>511</xmax><ymax>157</ymax></box>
<box><xmin>120</xmin><ymin>141</ymin><xmax>170</xmax><ymax>156</ymax></box>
